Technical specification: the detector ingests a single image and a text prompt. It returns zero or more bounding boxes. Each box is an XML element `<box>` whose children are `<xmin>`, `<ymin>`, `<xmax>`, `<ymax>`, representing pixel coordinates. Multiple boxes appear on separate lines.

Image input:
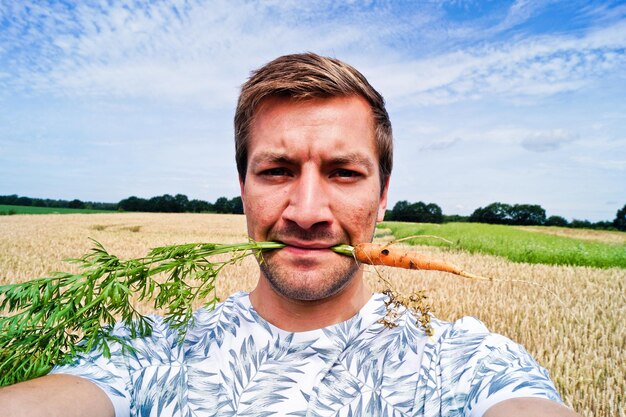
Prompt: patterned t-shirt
<box><xmin>52</xmin><ymin>292</ymin><xmax>561</xmax><ymax>417</ymax></box>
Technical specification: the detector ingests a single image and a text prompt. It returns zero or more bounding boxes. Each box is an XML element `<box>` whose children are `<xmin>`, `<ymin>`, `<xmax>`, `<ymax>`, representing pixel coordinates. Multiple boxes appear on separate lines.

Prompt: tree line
<box><xmin>0</xmin><ymin>194</ymin><xmax>117</xmax><ymax>211</ymax></box>
<box><xmin>117</xmin><ymin>194</ymin><xmax>243</xmax><ymax>214</ymax></box>
<box><xmin>385</xmin><ymin>200</ymin><xmax>626</xmax><ymax>231</ymax></box>
<box><xmin>0</xmin><ymin>194</ymin><xmax>244</xmax><ymax>215</ymax></box>
<box><xmin>2</xmin><ymin>194</ymin><xmax>625</xmax><ymax>231</ymax></box>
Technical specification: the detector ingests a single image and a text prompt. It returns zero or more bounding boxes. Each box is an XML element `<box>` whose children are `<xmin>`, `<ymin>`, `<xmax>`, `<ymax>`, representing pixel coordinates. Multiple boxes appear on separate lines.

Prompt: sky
<box><xmin>1</xmin><ymin>0</ymin><xmax>625</xmax><ymax>222</ymax></box>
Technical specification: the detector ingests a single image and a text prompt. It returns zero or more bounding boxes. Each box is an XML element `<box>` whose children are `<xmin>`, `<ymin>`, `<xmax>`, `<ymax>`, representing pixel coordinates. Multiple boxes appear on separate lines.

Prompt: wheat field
<box><xmin>1</xmin><ymin>213</ymin><xmax>624</xmax><ymax>417</ymax></box>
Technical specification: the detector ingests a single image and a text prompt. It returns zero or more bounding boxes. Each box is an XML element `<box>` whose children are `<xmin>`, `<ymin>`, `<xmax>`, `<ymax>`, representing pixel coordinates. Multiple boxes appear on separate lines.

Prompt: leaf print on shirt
<box><xmin>310</xmin><ymin>317</ymin><xmax>423</xmax><ymax>416</ymax></box>
<box><xmin>218</xmin><ymin>332</ymin><xmax>325</xmax><ymax>416</ymax></box>
<box><xmin>186</xmin><ymin>296</ymin><xmax>244</xmax><ymax>353</ymax></box>
<box><xmin>132</xmin><ymin>366</ymin><xmax>188</xmax><ymax>417</ymax></box>
<box><xmin>50</xmin><ymin>292</ymin><xmax>563</xmax><ymax>417</ymax></box>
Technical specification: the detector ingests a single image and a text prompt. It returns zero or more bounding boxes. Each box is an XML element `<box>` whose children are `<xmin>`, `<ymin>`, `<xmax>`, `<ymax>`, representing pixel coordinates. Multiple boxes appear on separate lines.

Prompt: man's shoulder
<box><xmin>428</xmin><ymin>315</ymin><xmax>515</xmax><ymax>357</ymax></box>
<box><xmin>424</xmin><ymin>315</ymin><xmax>547</xmax><ymax>386</ymax></box>
<box><xmin>431</xmin><ymin>316</ymin><xmax>490</xmax><ymax>340</ymax></box>
<box><xmin>424</xmin><ymin>317</ymin><xmax>562</xmax><ymax>414</ymax></box>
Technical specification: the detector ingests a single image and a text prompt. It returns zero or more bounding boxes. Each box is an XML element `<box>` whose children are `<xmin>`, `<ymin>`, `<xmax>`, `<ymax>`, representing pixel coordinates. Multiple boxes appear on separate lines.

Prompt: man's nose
<box><xmin>282</xmin><ymin>170</ymin><xmax>333</xmax><ymax>230</ymax></box>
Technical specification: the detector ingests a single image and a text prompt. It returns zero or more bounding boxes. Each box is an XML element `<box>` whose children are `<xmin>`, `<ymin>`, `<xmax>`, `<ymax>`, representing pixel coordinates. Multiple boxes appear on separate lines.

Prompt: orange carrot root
<box><xmin>354</xmin><ymin>243</ymin><xmax>492</xmax><ymax>281</ymax></box>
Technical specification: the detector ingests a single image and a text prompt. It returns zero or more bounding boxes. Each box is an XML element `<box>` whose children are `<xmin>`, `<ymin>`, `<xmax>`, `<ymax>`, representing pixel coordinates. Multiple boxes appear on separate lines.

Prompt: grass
<box><xmin>0</xmin><ymin>213</ymin><xmax>623</xmax><ymax>417</ymax></box>
<box><xmin>0</xmin><ymin>204</ymin><xmax>115</xmax><ymax>215</ymax></box>
<box><xmin>379</xmin><ymin>221</ymin><xmax>626</xmax><ymax>269</ymax></box>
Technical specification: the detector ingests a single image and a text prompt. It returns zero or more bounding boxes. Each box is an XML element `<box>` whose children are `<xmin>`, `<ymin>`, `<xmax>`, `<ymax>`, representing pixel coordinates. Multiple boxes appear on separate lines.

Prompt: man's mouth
<box><xmin>276</xmin><ymin>239</ymin><xmax>340</xmax><ymax>253</ymax></box>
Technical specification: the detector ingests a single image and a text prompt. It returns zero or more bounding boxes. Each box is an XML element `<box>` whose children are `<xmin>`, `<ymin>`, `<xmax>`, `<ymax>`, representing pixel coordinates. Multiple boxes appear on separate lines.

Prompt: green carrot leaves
<box><xmin>0</xmin><ymin>240</ymin><xmax>286</xmax><ymax>387</ymax></box>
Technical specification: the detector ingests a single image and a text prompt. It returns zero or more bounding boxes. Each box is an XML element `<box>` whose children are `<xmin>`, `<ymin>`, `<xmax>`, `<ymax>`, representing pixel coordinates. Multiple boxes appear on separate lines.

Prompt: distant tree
<box><xmin>213</xmin><ymin>197</ymin><xmax>232</xmax><ymax>214</ymax></box>
<box><xmin>469</xmin><ymin>202</ymin><xmax>512</xmax><ymax>224</ymax></box>
<box><xmin>570</xmin><ymin>219</ymin><xmax>592</xmax><ymax>229</ymax></box>
<box><xmin>389</xmin><ymin>201</ymin><xmax>442</xmax><ymax>223</ymax></box>
<box><xmin>230</xmin><ymin>197</ymin><xmax>244</xmax><ymax>214</ymax></box>
<box><xmin>509</xmin><ymin>204</ymin><xmax>546</xmax><ymax>226</ymax></box>
<box><xmin>0</xmin><ymin>195</ymin><xmax>19</xmax><ymax>205</ymax></box>
<box><xmin>422</xmin><ymin>203</ymin><xmax>443</xmax><ymax>223</ymax></box>
<box><xmin>174</xmin><ymin>194</ymin><xmax>190</xmax><ymax>212</ymax></box>
<box><xmin>389</xmin><ymin>200</ymin><xmax>411</xmax><ymax>221</ymax></box>
<box><xmin>148</xmin><ymin>194</ymin><xmax>179</xmax><ymax>212</ymax></box>
<box><xmin>17</xmin><ymin>196</ymin><xmax>33</xmax><ymax>206</ymax></box>
<box><xmin>68</xmin><ymin>199</ymin><xmax>85</xmax><ymax>209</ymax></box>
<box><xmin>188</xmin><ymin>199</ymin><xmax>213</xmax><ymax>213</ymax></box>
<box><xmin>47</xmin><ymin>199</ymin><xmax>64</xmax><ymax>208</ymax></box>
<box><xmin>591</xmin><ymin>221</ymin><xmax>614</xmax><ymax>230</ymax></box>
<box><xmin>613</xmin><ymin>204</ymin><xmax>626</xmax><ymax>231</ymax></box>
<box><xmin>118</xmin><ymin>196</ymin><xmax>146</xmax><ymax>212</ymax></box>
<box><xmin>91</xmin><ymin>201</ymin><xmax>117</xmax><ymax>211</ymax></box>
<box><xmin>545</xmin><ymin>215</ymin><xmax>568</xmax><ymax>227</ymax></box>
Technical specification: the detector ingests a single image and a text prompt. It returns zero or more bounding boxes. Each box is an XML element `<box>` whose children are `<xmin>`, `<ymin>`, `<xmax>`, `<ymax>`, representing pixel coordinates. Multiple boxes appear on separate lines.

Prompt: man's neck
<box><xmin>249</xmin><ymin>274</ymin><xmax>372</xmax><ymax>332</ymax></box>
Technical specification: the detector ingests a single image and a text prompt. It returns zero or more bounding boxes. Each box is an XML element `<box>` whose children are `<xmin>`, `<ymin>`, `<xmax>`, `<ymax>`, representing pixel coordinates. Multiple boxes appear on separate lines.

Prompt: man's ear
<box><xmin>377</xmin><ymin>177</ymin><xmax>390</xmax><ymax>222</ymax></box>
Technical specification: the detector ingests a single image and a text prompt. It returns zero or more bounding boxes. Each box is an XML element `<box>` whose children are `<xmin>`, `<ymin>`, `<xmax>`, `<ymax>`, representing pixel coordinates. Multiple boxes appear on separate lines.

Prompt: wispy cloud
<box><xmin>1</xmin><ymin>1</ymin><xmax>417</xmax><ymax>104</ymax></box>
<box><xmin>370</xmin><ymin>19</ymin><xmax>626</xmax><ymax>106</ymax></box>
<box><xmin>2</xmin><ymin>1</ymin><xmax>625</xmax><ymax>109</ymax></box>
<box><xmin>520</xmin><ymin>129</ymin><xmax>578</xmax><ymax>152</ymax></box>
<box><xmin>419</xmin><ymin>137</ymin><xmax>462</xmax><ymax>152</ymax></box>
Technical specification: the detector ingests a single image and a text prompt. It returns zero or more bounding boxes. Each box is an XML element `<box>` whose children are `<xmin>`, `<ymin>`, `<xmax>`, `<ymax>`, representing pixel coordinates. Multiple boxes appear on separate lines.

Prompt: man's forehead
<box><xmin>253</xmin><ymin>94</ymin><xmax>373</xmax><ymax>123</ymax></box>
<box><xmin>246</xmin><ymin>95</ymin><xmax>378</xmax><ymax>170</ymax></box>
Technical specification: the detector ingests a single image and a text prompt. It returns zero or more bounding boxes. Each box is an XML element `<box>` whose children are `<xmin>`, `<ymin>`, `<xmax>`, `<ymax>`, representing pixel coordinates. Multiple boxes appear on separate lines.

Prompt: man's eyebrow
<box><xmin>249</xmin><ymin>151</ymin><xmax>296</xmax><ymax>167</ymax></box>
<box><xmin>327</xmin><ymin>153</ymin><xmax>375</xmax><ymax>171</ymax></box>
<box><xmin>249</xmin><ymin>150</ymin><xmax>375</xmax><ymax>171</ymax></box>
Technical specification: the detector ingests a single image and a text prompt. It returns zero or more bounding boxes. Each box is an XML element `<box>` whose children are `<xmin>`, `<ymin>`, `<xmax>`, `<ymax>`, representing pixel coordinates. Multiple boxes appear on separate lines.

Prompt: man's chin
<box><xmin>266</xmin><ymin>279</ymin><xmax>350</xmax><ymax>302</ymax></box>
<box><xmin>258</xmin><ymin>258</ymin><xmax>359</xmax><ymax>302</ymax></box>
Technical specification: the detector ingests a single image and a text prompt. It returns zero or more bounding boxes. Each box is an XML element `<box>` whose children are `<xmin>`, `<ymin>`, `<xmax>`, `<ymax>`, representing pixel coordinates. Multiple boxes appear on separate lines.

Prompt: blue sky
<box><xmin>1</xmin><ymin>0</ymin><xmax>625</xmax><ymax>222</ymax></box>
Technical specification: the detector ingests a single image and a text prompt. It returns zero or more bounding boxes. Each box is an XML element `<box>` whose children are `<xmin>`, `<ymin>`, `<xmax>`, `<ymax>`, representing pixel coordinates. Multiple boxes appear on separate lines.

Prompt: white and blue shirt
<box><xmin>52</xmin><ymin>292</ymin><xmax>561</xmax><ymax>417</ymax></box>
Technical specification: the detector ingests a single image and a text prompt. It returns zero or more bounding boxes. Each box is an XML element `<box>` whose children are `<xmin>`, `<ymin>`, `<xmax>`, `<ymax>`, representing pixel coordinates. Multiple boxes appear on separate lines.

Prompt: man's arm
<box><xmin>484</xmin><ymin>397</ymin><xmax>581</xmax><ymax>417</ymax></box>
<box><xmin>0</xmin><ymin>374</ymin><xmax>114</xmax><ymax>417</ymax></box>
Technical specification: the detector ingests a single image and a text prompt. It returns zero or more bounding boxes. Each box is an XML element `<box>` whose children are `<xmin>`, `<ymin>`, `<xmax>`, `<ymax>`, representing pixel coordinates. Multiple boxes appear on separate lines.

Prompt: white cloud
<box><xmin>2</xmin><ymin>1</ymin><xmax>625</xmax><ymax>110</ymax></box>
<box><xmin>369</xmin><ymin>20</ymin><xmax>626</xmax><ymax>106</ymax></box>
<box><xmin>412</xmin><ymin>126</ymin><xmax>580</xmax><ymax>151</ymax></box>
<box><xmin>3</xmin><ymin>0</ymin><xmax>403</xmax><ymax>106</ymax></box>
<box><xmin>520</xmin><ymin>129</ymin><xmax>578</xmax><ymax>152</ymax></box>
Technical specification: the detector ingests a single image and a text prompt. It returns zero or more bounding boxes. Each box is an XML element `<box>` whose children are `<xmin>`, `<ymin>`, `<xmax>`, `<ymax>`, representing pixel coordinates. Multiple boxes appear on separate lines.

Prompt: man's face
<box><xmin>240</xmin><ymin>95</ymin><xmax>388</xmax><ymax>301</ymax></box>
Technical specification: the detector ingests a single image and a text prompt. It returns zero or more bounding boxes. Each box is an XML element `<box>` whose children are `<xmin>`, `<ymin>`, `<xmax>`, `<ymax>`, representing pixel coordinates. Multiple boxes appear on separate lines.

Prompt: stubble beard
<box><xmin>259</xmin><ymin>254</ymin><xmax>360</xmax><ymax>301</ymax></box>
<box><xmin>256</xmin><ymin>222</ymin><xmax>368</xmax><ymax>301</ymax></box>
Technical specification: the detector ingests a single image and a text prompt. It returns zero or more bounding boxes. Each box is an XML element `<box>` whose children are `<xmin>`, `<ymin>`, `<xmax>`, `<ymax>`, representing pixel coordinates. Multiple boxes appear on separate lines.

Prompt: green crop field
<box><xmin>0</xmin><ymin>205</ymin><xmax>115</xmax><ymax>215</ymax></box>
<box><xmin>379</xmin><ymin>221</ymin><xmax>626</xmax><ymax>269</ymax></box>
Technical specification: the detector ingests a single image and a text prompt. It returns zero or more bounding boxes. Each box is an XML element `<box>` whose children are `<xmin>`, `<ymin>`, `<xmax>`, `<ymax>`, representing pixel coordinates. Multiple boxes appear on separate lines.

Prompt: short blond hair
<box><xmin>234</xmin><ymin>53</ymin><xmax>393</xmax><ymax>191</ymax></box>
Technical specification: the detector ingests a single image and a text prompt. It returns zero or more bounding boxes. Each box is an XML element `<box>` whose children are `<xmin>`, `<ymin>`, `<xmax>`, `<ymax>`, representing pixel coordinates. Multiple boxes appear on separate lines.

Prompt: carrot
<box><xmin>332</xmin><ymin>243</ymin><xmax>491</xmax><ymax>281</ymax></box>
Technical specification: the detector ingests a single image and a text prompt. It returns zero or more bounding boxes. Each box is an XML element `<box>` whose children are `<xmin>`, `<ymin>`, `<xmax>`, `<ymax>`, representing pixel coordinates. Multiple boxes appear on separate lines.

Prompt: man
<box><xmin>1</xmin><ymin>53</ymin><xmax>579</xmax><ymax>417</ymax></box>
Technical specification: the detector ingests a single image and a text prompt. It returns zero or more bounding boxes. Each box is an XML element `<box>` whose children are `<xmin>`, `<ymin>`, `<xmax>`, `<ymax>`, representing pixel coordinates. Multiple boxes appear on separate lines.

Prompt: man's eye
<box><xmin>262</xmin><ymin>168</ymin><xmax>289</xmax><ymax>176</ymax></box>
<box><xmin>333</xmin><ymin>169</ymin><xmax>360</xmax><ymax>178</ymax></box>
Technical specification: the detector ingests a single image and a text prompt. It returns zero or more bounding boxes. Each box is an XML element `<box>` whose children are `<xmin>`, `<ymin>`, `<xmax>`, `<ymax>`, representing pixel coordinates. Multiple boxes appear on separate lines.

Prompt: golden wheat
<box><xmin>0</xmin><ymin>213</ymin><xmax>623</xmax><ymax>417</ymax></box>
